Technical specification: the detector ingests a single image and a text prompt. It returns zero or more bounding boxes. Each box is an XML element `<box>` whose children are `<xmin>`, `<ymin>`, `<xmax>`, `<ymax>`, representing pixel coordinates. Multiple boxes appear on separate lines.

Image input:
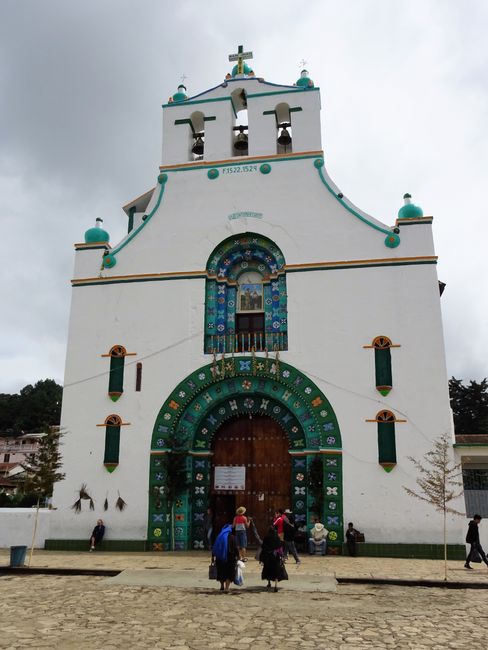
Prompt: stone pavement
<box><xmin>1</xmin><ymin>551</ymin><xmax>488</xmax><ymax>649</ymax></box>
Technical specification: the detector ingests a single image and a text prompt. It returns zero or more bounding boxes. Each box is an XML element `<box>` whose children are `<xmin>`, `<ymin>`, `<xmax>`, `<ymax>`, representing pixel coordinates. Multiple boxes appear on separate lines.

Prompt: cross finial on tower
<box><xmin>229</xmin><ymin>44</ymin><xmax>253</xmax><ymax>75</ymax></box>
<box><xmin>180</xmin><ymin>74</ymin><xmax>187</xmax><ymax>86</ymax></box>
<box><xmin>299</xmin><ymin>59</ymin><xmax>308</xmax><ymax>70</ymax></box>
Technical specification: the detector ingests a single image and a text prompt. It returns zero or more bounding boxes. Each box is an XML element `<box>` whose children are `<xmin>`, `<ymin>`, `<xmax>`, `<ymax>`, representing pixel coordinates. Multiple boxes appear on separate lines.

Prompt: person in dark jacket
<box><xmin>465</xmin><ymin>515</ymin><xmax>488</xmax><ymax>569</ymax></box>
<box><xmin>283</xmin><ymin>509</ymin><xmax>300</xmax><ymax>564</ymax></box>
<box><xmin>345</xmin><ymin>522</ymin><xmax>360</xmax><ymax>557</ymax></box>
<box><xmin>260</xmin><ymin>526</ymin><xmax>288</xmax><ymax>592</ymax></box>
<box><xmin>89</xmin><ymin>519</ymin><xmax>105</xmax><ymax>551</ymax></box>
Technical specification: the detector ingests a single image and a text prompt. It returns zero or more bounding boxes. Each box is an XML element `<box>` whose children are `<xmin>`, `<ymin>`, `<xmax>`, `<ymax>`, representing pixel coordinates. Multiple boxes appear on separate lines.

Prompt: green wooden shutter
<box><xmin>378</xmin><ymin>420</ymin><xmax>396</xmax><ymax>472</ymax></box>
<box><xmin>109</xmin><ymin>355</ymin><xmax>125</xmax><ymax>400</ymax></box>
<box><xmin>375</xmin><ymin>347</ymin><xmax>392</xmax><ymax>396</ymax></box>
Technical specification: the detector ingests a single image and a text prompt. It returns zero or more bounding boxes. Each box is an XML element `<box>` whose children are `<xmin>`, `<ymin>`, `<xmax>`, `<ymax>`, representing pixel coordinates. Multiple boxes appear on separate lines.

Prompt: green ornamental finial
<box><xmin>296</xmin><ymin>69</ymin><xmax>314</xmax><ymax>88</ymax></box>
<box><xmin>84</xmin><ymin>218</ymin><xmax>110</xmax><ymax>244</ymax></box>
<box><xmin>398</xmin><ymin>193</ymin><xmax>423</xmax><ymax>220</ymax></box>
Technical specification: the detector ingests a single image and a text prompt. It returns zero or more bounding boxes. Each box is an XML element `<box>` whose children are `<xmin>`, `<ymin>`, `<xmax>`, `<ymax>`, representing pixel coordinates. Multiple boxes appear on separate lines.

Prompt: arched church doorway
<box><xmin>211</xmin><ymin>415</ymin><xmax>291</xmax><ymax>541</ymax></box>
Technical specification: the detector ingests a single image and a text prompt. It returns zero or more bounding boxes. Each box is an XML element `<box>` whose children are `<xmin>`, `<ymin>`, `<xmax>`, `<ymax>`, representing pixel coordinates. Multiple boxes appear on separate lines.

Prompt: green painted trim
<box><xmin>454</xmin><ymin>443</ymin><xmax>488</xmax><ymax>448</ymax></box>
<box><xmin>247</xmin><ymin>88</ymin><xmax>319</xmax><ymax>99</ymax></box>
<box><xmin>161</xmin><ymin>152</ymin><xmax>321</xmax><ymax>173</ymax></box>
<box><xmin>174</xmin><ymin>118</ymin><xmax>196</xmax><ymax>134</ymax></box>
<box><xmin>315</xmin><ymin>160</ymin><xmax>394</xmax><ymax>238</ymax></box>
<box><xmin>73</xmin><ymin>259</ymin><xmax>436</xmax><ymax>288</ymax></box>
<box><xmin>75</xmin><ymin>244</ymin><xmax>111</xmax><ymax>251</ymax></box>
<box><xmin>263</xmin><ymin>109</ymin><xmax>276</xmax><ymax>116</ymax></box>
<box><xmin>45</xmin><ymin>539</ymin><xmax>147</xmax><ymax>552</ymax></box>
<box><xmin>341</xmin><ymin>543</ymin><xmax>466</xmax><ymax>560</ymax></box>
<box><xmin>163</xmin><ymin>96</ymin><xmax>234</xmax><ymax>109</ymax></box>
<box><xmin>203</xmin><ymin>116</ymin><xmax>216</xmax><ymax>122</ymax></box>
<box><xmin>397</xmin><ymin>220</ymin><xmax>433</xmax><ymax>226</ymax></box>
<box><xmin>104</xmin><ymin>177</ymin><xmax>166</xmax><ymax>263</ymax></box>
<box><xmin>286</xmin><ymin>260</ymin><xmax>437</xmax><ymax>273</ymax></box>
<box><xmin>289</xmin><ymin>107</ymin><xmax>303</xmax><ymax>113</ymax></box>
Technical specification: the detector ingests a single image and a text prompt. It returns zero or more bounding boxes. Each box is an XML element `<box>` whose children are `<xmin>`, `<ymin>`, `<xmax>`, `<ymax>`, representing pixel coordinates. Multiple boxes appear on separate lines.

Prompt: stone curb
<box><xmin>2</xmin><ymin>566</ymin><xmax>488</xmax><ymax>589</ymax></box>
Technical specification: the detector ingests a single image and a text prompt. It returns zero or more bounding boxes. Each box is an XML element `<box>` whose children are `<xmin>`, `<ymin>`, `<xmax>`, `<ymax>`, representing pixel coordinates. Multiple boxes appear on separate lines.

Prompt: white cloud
<box><xmin>1</xmin><ymin>0</ymin><xmax>487</xmax><ymax>392</ymax></box>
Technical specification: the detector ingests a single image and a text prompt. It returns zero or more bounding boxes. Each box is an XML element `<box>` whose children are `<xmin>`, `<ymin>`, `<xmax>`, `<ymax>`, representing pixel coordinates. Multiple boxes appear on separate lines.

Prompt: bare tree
<box><xmin>404</xmin><ymin>433</ymin><xmax>464</xmax><ymax>580</ymax></box>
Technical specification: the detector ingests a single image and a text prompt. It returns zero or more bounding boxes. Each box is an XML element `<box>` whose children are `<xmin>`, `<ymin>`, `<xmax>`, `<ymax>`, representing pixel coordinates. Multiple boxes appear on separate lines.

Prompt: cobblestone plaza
<box><xmin>1</xmin><ymin>552</ymin><xmax>488</xmax><ymax>649</ymax></box>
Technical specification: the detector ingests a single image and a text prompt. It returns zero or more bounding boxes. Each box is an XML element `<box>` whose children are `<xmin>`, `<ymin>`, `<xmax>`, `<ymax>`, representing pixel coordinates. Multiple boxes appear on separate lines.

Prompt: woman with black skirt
<box><xmin>260</xmin><ymin>526</ymin><xmax>288</xmax><ymax>592</ymax></box>
<box><xmin>212</xmin><ymin>524</ymin><xmax>239</xmax><ymax>593</ymax></box>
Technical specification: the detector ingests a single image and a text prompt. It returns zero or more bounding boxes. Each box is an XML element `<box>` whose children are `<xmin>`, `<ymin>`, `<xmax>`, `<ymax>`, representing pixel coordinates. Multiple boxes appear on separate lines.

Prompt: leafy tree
<box><xmin>21</xmin><ymin>426</ymin><xmax>65</xmax><ymax>565</ymax></box>
<box><xmin>449</xmin><ymin>377</ymin><xmax>488</xmax><ymax>435</ymax></box>
<box><xmin>0</xmin><ymin>379</ymin><xmax>62</xmax><ymax>433</ymax></box>
<box><xmin>404</xmin><ymin>433</ymin><xmax>463</xmax><ymax>580</ymax></box>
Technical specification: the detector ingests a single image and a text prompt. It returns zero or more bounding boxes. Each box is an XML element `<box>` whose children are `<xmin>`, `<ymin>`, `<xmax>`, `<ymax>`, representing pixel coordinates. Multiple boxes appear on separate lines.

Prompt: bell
<box><xmin>234</xmin><ymin>131</ymin><xmax>248</xmax><ymax>152</ymax></box>
<box><xmin>192</xmin><ymin>136</ymin><xmax>204</xmax><ymax>156</ymax></box>
<box><xmin>277</xmin><ymin>127</ymin><xmax>292</xmax><ymax>147</ymax></box>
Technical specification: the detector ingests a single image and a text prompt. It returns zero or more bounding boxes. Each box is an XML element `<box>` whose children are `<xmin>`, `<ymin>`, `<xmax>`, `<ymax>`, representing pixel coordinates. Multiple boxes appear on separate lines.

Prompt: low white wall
<box><xmin>0</xmin><ymin>508</ymin><xmax>51</xmax><ymax>548</ymax></box>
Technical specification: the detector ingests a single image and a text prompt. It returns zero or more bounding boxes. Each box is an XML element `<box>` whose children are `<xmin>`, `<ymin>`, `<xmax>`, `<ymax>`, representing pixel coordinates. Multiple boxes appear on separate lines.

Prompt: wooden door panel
<box><xmin>211</xmin><ymin>416</ymin><xmax>291</xmax><ymax>541</ymax></box>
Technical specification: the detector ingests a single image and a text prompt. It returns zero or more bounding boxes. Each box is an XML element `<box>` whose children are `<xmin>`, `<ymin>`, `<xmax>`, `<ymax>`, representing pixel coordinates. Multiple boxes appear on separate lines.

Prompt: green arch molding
<box><xmin>314</xmin><ymin>158</ymin><xmax>400</xmax><ymax>248</ymax></box>
<box><xmin>148</xmin><ymin>356</ymin><xmax>343</xmax><ymax>551</ymax></box>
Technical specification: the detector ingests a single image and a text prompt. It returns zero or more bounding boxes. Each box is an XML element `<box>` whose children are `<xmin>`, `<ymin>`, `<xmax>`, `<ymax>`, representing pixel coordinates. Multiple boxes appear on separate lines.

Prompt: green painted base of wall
<box><xmin>45</xmin><ymin>539</ymin><xmax>466</xmax><ymax>560</ymax></box>
<box><xmin>341</xmin><ymin>543</ymin><xmax>466</xmax><ymax>560</ymax></box>
<box><xmin>45</xmin><ymin>539</ymin><xmax>148</xmax><ymax>552</ymax></box>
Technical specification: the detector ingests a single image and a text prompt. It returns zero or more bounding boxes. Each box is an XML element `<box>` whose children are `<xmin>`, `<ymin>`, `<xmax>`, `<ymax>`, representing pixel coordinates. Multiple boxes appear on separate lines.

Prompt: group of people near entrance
<box><xmin>210</xmin><ymin>506</ymin><xmax>363</xmax><ymax>593</ymax></box>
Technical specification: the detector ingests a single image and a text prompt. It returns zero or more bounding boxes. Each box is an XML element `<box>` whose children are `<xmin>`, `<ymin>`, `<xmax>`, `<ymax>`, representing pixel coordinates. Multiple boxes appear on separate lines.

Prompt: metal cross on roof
<box><xmin>180</xmin><ymin>74</ymin><xmax>187</xmax><ymax>85</ymax></box>
<box><xmin>228</xmin><ymin>44</ymin><xmax>253</xmax><ymax>75</ymax></box>
<box><xmin>299</xmin><ymin>59</ymin><xmax>308</xmax><ymax>69</ymax></box>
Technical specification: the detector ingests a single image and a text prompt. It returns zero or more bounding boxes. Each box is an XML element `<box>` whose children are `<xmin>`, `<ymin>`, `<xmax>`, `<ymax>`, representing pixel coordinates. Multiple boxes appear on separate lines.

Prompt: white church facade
<box><xmin>50</xmin><ymin>49</ymin><xmax>466</xmax><ymax>556</ymax></box>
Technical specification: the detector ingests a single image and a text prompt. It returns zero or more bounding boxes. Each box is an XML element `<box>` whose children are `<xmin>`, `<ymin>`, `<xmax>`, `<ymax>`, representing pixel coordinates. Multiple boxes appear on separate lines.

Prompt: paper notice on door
<box><xmin>214</xmin><ymin>466</ymin><xmax>246</xmax><ymax>491</ymax></box>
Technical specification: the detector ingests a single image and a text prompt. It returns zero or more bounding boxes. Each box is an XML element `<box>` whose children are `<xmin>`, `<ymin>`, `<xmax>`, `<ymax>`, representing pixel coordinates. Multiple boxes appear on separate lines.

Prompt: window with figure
<box><xmin>204</xmin><ymin>233</ymin><xmax>288</xmax><ymax>354</ymax></box>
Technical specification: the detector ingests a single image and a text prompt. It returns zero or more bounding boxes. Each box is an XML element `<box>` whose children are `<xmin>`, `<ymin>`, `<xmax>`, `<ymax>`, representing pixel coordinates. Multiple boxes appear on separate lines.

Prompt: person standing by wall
<box><xmin>465</xmin><ymin>515</ymin><xmax>488</xmax><ymax>569</ymax></box>
<box><xmin>345</xmin><ymin>522</ymin><xmax>360</xmax><ymax>557</ymax></box>
<box><xmin>232</xmin><ymin>506</ymin><xmax>250</xmax><ymax>562</ymax></box>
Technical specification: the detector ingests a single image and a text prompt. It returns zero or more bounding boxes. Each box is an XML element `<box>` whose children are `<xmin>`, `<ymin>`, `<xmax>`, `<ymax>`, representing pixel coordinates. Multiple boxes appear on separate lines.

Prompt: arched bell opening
<box><xmin>190</xmin><ymin>111</ymin><xmax>205</xmax><ymax>161</ymax></box>
<box><xmin>275</xmin><ymin>102</ymin><xmax>293</xmax><ymax>154</ymax></box>
<box><xmin>231</xmin><ymin>87</ymin><xmax>249</xmax><ymax>156</ymax></box>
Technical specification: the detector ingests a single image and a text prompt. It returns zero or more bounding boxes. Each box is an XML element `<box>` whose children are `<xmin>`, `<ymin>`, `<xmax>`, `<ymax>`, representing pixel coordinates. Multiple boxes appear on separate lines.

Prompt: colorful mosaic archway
<box><xmin>148</xmin><ymin>356</ymin><xmax>343</xmax><ymax>551</ymax></box>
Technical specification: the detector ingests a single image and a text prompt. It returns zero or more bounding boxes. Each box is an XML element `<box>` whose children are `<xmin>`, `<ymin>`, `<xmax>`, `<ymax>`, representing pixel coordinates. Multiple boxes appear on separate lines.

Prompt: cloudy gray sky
<box><xmin>1</xmin><ymin>0</ymin><xmax>487</xmax><ymax>393</ymax></box>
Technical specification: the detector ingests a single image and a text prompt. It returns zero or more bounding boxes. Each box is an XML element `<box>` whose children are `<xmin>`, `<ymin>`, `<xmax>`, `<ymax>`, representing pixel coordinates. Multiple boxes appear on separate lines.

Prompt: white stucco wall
<box><xmin>0</xmin><ymin>508</ymin><xmax>51</xmax><ymax>548</ymax></box>
<box><xmin>52</xmin><ymin>73</ymin><xmax>464</xmax><ymax>547</ymax></box>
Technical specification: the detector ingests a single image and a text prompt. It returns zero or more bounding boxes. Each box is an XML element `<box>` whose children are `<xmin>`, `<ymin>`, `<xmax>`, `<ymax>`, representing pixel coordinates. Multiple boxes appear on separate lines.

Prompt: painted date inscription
<box><xmin>222</xmin><ymin>164</ymin><xmax>258</xmax><ymax>174</ymax></box>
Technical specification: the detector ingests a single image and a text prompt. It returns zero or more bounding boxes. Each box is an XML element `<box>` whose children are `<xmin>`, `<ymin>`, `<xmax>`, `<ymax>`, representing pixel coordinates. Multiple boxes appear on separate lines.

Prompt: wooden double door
<box><xmin>210</xmin><ymin>415</ymin><xmax>291</xmax><ymax>543</ymax></box>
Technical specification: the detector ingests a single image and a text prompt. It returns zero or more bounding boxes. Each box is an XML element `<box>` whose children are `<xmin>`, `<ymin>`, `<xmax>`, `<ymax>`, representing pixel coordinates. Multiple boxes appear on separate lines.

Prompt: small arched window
<box><xmin>103</xmin><ymin>414</ymin><xmax>122</xmax><ymax>473</ymax></box>
<box><xmin>108</xmin><ymin>345</ymin><xmax>126</xmax><ymax>402</ymax></box>
<box><xmin>373</xmin><ymin>336</ymin><xmax>393</xmax><ymax>396</ymax></box>
<box><xmin>366</xmin><ymin>410</ymin><xmax>406</xmax><ymax>473</ymax></box>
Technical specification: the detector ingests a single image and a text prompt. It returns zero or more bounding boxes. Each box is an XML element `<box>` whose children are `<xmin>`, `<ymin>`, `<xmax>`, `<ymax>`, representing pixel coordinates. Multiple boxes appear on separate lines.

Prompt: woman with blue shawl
<box><xmin>212</xmin><ymin>524</ymin><xmax>239</xmax><ymax>593</ymax></box>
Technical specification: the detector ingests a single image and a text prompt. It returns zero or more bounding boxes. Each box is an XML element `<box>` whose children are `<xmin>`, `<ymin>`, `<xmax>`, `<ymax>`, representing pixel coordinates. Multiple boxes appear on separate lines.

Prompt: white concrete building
<box><xmin>50</xmin><ymin>50</ymin><xmax>465</xmax><ymax>556</ymax></box>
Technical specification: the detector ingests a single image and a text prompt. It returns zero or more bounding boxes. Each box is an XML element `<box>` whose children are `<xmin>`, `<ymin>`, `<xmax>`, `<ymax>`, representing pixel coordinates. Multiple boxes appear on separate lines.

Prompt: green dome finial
<box><xmin>398</xmin><ymin>193</ymin><xmax>423</xmax><ymax>220</ymax></box>
<box><xmin>169</xmin><ymin>84</ymin><xmax>188</xmax><ymax>103</ymax></box>
<box><xmin>296</xmin><ymin>69</ymin><xmax>314</xmax><ymax>88</ymax></box>
<box><xmin>84</xmin><ymin>218</ymin><xmax>110</xmax><ymax>244</ymax></box>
